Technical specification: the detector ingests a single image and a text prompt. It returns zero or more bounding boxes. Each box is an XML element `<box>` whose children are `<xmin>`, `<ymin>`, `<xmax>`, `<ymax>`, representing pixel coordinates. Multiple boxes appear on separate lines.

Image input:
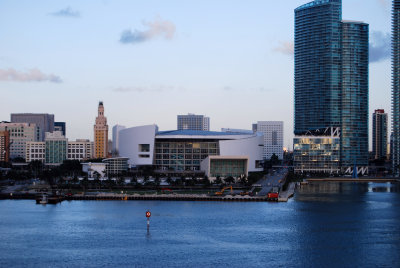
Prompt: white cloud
<box><xmin>120</xmin><ymin>17</ymin><xmax>176</xmax><ymax>44</ymax></box>
<box><xmin>274</xmin><ymin>41</ymin><xmax>294</xmax><ymax>56</ymax></box>
<box><xmin>0</xmin><ymin>68</ymin><xmax>62</xmax><ymax>83</ymax></box>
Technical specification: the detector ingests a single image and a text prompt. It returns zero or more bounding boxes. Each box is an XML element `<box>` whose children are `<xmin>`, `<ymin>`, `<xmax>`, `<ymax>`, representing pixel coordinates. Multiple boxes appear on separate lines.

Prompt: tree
<box><xmin>225</xmin><ymin>176</ymin><xmax>235</xmax><ymax>184</ymax></box>
<box><xmin>270</xmin><ymin>154</ymin><xmax>280</xmax><ymax>166</ymax></box>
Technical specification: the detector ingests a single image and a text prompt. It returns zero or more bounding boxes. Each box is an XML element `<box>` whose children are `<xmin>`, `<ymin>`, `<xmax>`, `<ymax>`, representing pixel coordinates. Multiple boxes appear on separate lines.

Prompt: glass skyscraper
<box><xmin>294</xmin><ymin>0</ymin><xmax>342</xmax><ymax>135</ymax></box>
<box><xmin>341</xmin><ymin>21</ymin><xmax>369</xmax><ymax>167</ymax></box>
<box><xmin>392</xmin><ymin>0</ymin><xmax>400</xmax><ymax>173</ymax></box>
<box><xmin>294</xmin><ymin>0</ymin><xmax>369</xmax><ymax>173</ymax></box>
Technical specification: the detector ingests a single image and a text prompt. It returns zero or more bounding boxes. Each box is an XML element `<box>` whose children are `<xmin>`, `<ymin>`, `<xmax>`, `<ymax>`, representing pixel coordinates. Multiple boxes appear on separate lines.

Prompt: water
<box><xmin>1</xmin><ymin>182</ymin><xmax>400</xmax><ymax>267</ymax></box>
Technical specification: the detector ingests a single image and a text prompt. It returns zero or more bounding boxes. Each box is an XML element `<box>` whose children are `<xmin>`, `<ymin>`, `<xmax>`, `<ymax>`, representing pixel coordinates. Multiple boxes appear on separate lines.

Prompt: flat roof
<box><xmin>156</xmin><ymin>130</ymin><xmax>247</xmax><ymax>136</ymax></box>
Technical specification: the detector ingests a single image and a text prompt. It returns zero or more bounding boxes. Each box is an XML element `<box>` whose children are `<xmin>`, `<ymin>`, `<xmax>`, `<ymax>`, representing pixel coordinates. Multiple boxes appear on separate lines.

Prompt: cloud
<box><xmin>0</xmin><ymin>68</ymin><xmax>62</xmax><ymax>83</ymax></box>
<box><xmin>120</xmin><ymin>17</ymin><xmax>176</xmax><ymax>44</ymax></box>
<box><xmin>369</xmin><ymin>31</ymin><xmax>391</xmax><ymax>63</ymax></box>
<box><xmin>274</xmin><ymin>41</ymin><xmax>294</xmax><ymax>56</ymax></box>
<box><xmin>50</xmin><ymin>7</ymin><xmax>80</xmax><ymax>18</ymax></box>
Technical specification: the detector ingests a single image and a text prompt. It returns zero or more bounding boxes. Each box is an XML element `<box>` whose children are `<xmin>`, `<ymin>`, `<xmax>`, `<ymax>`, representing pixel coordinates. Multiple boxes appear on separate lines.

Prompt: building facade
<box><xmin>45</xmin><ymin>131</ymin><xmax>67</xmax><ymax>165</ymax></box>
<box><xmin>67</xmin><ymin>139</ymin><xmax>94</xmax><ymax>161</ymax></box>
<box><xmin>11</xmin><ymin>113</ymin><xmax>54</xmax><ymax>141</ymax></box>
<box><xmin>254</xmin><ymin>121</ymin><xmax>284</xmax><ymax>160</ymax></box>
<box><xmin>201</xmin><ymin>156</ymin><xmax>249</xmax><ymax>179</ymax></box>
<box><xmin>373</xmin><ymin>109</ymin><xmax>388</xmax><ymax>160</ymax></box>
<box><xmin>102</xmin><ymin>157</ymin><xmax>129</xmax><ymax>176</ymax></box>
<box><xmin>54</xmin><ymin>122</ymin><xmax>66</xmax><ymax>136</ymax></box>
<box><xmin>112</xmin><ymin>125</ymin><xmax>126</xmax><ymax>156</ymax></box>
<box><xmin>94</xmin><ymin>102</ymin><xmax>109</xmax><ymax>158</ymax></box>
<box><xmin>340</xmin><ymin>21</ymin><xmax>369</xmax><ymax>168</ymax></box>
<box><xmin>118</xmin><ymin>125</ymin><xmax>263</xmax><ymax>175</ymax></box>
<box><xmin>294</xmin><ymin>0</ymin><xmax>369</xmax><ymax>174</ymax></box>
<box><xmin>0</xmin><ymin>130</ymin><xmax>10</xmax><ymax>162</ymax></box>
<box><xmin>177</xmin><ymin>114</ymin><xmax>210</xmax><ymax>131</ymax></box>
<box><xmin>294</xmin><ymin>127</ymin><xmax>341</xmax><ymax>174</ymax></box>
<box><xmin>392</xmin><ymin>0</ymin><xmax>400</xmax><ymax>173</ymax></box>
<box><xmin>26</xmin><ymin>142</ymin><xmax>45</xmax><ymax>163</ymax></box>
<box><xmin>0</xmin><ymin>122</ymin><xmax>40</xmax><ymax>160</ymax></box>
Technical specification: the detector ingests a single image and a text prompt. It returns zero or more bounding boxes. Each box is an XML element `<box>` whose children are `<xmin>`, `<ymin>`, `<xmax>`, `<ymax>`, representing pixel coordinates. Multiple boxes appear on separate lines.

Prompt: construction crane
<box><xmin>215</xmin><ymin>186</ymin><xmax>233</xmax><ymax>196</ymax></box>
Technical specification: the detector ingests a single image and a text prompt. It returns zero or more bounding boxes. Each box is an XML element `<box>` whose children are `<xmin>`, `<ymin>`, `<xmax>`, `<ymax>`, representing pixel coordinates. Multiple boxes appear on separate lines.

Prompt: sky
<box><xmin>0</xmin><ymin>0</ymin><xmax>392</xmax><ymax>149</ymax></box>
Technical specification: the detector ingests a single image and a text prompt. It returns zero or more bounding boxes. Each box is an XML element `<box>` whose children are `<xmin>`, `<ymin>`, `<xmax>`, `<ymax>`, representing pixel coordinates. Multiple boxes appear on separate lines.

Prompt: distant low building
<box><xmin>253</xmin><ymin>121</ymin><xmax>284</xmax><ymax>160</ymax></box>
<box><xmin>0</xmin><ymin>130</ymin><xmax>10</xmax><ymax>162</ymax></box>
<box><xmin>102</xmin><ymin>157</ymin><xmax>129</xmax><ymax>176</ymax></box>
<box><xmin>82</xmin><ymin>162</ymin><xmax>107</xmax><ymax>179</ymax></box>
<box><xmin>177</xmin><ymin>114</ymin><xmax>210</xmax><ymax>131</ymax></box>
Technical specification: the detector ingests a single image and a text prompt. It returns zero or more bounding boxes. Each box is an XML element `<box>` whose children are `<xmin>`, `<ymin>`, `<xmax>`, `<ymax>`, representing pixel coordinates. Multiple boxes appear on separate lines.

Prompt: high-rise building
<box><xmin>373</xmin><ymin>109</ymin><xmax>388</xmax><ymax>160</ymax></box>
<box><xmin>54</xmin><ymin>122</ymin><xmax>66</xmax><ymax>136</ymax></box>
<box><xmin>112</xmin><ymin>125</ymin><xmax>126</xmax><ymax>155</ymax></box>
<box><xmin>45</xmin><ymin>131</ymin><xmax>67</xmax><ymax>165</ymax></box>
<box><xmin>177</xmin><ymin>114</ymin><xmax>210</xmax><ymax>131</ymax></box>
<box><xmin>11</xmin><ymin>113</ymin><xmax>54</xmax><ymax>141</ymax></box>
<box><xmin>0</xmin><ymin>130</ymin><xmax>10</xmax><ymax>162</ymax></box>
<box><xmin>0</xmin><ymin>122</ymin><xmax>40</xmax><ymax>160</ymax></box>
<box><xmin>340</xmin><ymin>21</ymin><xmax>369</xmax><ymax>168</ymax></box>
<box><xmin>294</xmin><ymin>0</ymin><xmax>369</xmax><ymax>174</ymax></box>
<box><xmin>253</xmin><ymin>121</ymin><xmax>284</xmax><ymax>160</ymax></box>
<box><xmin>94</xmin><ymin>102</ymin><xmax>109</xmax><ymax>158</ymax></box>
<box><xmin>392</xmin><ymin>0</ymin><xmax>400</xmax><ymax>173</ymax></box>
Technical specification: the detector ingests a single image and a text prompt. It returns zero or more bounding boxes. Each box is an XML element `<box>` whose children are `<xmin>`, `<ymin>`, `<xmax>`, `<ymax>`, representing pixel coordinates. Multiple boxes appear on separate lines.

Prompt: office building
<box><xmin>45</xmin><ymin>131</ymin><xmax>67</xmax><ymax>165</ymax></box>
<box><xmin>26</xmin><ymin>142</ymin><xmax>45</xmax><ymax>163</ymax></box>
<box><xmin>94</xmin><ymin>102</ymin><xmax>109</xmax><ymax>158</ymax></box>
<box><xmin>294</xmin><ymin>0</ymin><xmax>369</xmax><ymax>174</ymax></box>
<box><xmin>253</xmin><ymin>121</ymin><xmax>283</xmax><ymax>160</ymax></box>
<box><xmin>0</xmin><ymin>122</ymin><xmax>40</xmax><ymax>160</ymax></box>
<box><xmin>11</xmin><ymin>113</ymin><xmax>54</xmax><ymax>141</ymax></box>
<box><xmin>373</xmin><ymin>109</ymin><xmax>388</xmax><ymax>160</ymax></box>
<box><xmin>177</xmin><ymin>114</ymin><xmax>210</xmax><ymax>131</ymax></box>
<box><xmin>67</xmin><ymin>139</ymin><xmax>94</xmax><ymax>161</ymax></box>
<box><xmin>54</xmin><ymin>122</ymin><xmax>66</xmax><ymax>136</ymax></box>
<box><xmin>0</xmin><ymin>130</ymin><xmax>10</xmax><ymax>162</ymax></box>
<box><xmin>392</xmin><ymin>0</ymin><xmax>400</xmax><ymax>173</ymax></box>
<box><xmin>118</xmin><ymin>125</ymin><xmax>263</xmax><ymax>178</ymax></box>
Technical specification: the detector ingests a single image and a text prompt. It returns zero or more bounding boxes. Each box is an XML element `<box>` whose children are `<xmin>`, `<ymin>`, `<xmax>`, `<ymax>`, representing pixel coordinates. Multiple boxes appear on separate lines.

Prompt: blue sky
<box><xmin>0</xmin><ymin>0</ymin><xmax>392</xmax><ymax>149</ymax></box>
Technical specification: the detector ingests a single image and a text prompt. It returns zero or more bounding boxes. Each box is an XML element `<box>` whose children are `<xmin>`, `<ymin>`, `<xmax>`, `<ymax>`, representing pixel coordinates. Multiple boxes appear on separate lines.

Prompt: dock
<box><xmin>278</xmin><ymin>182</ymin><xmax>296</xmax><ymax>202</ymax></box>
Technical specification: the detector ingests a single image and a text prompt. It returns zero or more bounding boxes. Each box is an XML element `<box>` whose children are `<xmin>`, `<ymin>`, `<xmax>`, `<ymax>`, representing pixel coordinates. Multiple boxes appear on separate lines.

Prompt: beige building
<box><xmin>26</xmin><ymin>142</ymin><xmax>45</xmax><ymax>162</ymax></box>
<box><xmin>0</xmin><ymin>122</ymin><xmax>40</xmax><ymax>160</ymax></box>
<box><xmin>68</xmin><ymin>139</ymin><xmax>94</xmax><ymax>160</ymax></box>
<box><xmin>94</xmin><ymin>102</ymin><xmax>109</xmax><ymax>158</ymax></box>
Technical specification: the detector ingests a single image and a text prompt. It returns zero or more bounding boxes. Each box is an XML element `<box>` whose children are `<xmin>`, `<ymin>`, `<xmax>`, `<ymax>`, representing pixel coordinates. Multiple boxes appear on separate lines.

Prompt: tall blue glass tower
<box><xmin>294</xmin><ymin>0</ymin><xmax>342</xmax><ymax>135</ymax></box>
<box><xmin>341</xmin><ymin>21</ymin><xmax>369</xmax><ymax>167</ymax></box>
<box><xmin>294</xmin><ymin>0</ymin><xmax>369</xmax><ymax>172</ymax></box>
<box><xmin>392</xmin><ymin>0</ymin><xmax>400</xmax><ymax>174</ymax></box>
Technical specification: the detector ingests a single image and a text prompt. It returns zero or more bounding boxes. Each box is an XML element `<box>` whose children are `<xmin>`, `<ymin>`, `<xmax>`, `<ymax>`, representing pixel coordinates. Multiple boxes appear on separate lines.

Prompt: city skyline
<box><xmin>0</xmin><ymin>0</ymin><xmax>392</xmax><ymax>149</ymax></box>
